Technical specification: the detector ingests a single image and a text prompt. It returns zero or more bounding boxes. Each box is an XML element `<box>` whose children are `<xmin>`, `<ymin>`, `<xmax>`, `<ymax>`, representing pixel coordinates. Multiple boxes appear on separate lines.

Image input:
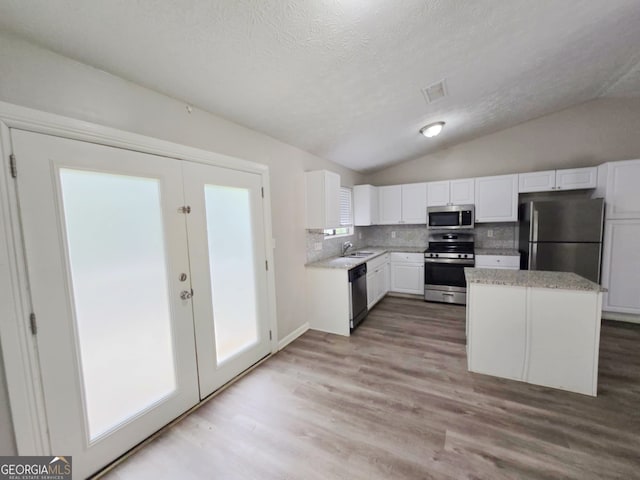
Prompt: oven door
<box><xmin>424</xmin><ymin>259</ymin><xmax>473</xmax><ymax>292</ymax></box>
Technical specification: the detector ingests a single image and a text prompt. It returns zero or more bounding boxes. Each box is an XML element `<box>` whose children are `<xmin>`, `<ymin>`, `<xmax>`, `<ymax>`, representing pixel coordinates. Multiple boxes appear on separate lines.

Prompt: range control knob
<box><xmin>435</xmin><ymin>254</ymin><xmax>439</xmax><ymax>258</ymax></box>
<box><xmin>458</xmin><ymin>254</ymin><xmax>462</xmax><ymax>258</ymax></box>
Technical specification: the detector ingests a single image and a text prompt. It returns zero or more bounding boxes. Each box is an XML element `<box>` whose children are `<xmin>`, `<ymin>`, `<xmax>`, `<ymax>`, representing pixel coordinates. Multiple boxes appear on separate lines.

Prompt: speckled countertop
<box><xmin>306</xmin><ymin>246</ymin><xmax>425</xmax><ymax>269</ymax></box>
<box><xmin>465</xmin><ymin>268</ymin><xmax>606</xmax><ymax>292</ymax></box>
<box><xmin>475</xmin><ymin>248</ymin><xmax>520</xmax><ymax>257</ymax></box>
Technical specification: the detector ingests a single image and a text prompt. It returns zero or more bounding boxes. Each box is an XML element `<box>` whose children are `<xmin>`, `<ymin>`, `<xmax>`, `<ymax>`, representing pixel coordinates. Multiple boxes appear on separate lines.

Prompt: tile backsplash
<box><xmin>306</xmin><ymin>227</ymin><xmax>363</xmax><ymax>263</ymax></box>
<box><xmin>306</xmin><ymin>223</ymin><xmax>517</xmax><ymax>263</ymax></box>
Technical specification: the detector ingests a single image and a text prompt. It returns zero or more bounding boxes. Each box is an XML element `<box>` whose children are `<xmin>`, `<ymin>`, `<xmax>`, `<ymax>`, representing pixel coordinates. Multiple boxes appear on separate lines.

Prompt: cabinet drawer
<box><xmin>390</xmin><ymin>252</ymin><xmax>423</xmax><ymax>263</ymax></box>
<box><xmin>367</xmin><ymin>253</ymin><xmax>389</xmax><ymax>272</ymax></box>
<box><xmin>475</xmin><ymin>255</ymin><xmax>520</xmax><ymax>269</ymax></box>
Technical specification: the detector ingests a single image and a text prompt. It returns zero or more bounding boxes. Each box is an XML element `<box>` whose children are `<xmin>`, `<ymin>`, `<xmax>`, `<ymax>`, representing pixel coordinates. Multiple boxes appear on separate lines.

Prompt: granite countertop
<box><xmin>464</xmin><ymin>268</ymin><xmax>606</xmax><ymax>292</ymax></box>
<box><xmin>306</xmin><ymin>245</ymin><xmax>425</xmax><ymax>269</ymax></box>
<box><xmin>475</xmin><ymin>248</ymin><xmax>520</xmax><ymax>257</ymax></box>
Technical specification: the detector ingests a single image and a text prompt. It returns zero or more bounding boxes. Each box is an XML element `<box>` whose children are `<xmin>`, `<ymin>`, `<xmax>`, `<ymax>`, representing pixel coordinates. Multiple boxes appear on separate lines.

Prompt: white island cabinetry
<box><xmin>465</xmin><ymin>269</ymin><xmax>603</xmax><ymax>396</ymax></box>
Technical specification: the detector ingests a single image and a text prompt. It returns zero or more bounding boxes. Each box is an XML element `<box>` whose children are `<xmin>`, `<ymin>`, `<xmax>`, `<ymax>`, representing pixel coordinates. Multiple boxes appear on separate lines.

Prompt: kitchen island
<box><xmin>464</xmin><ymin>268</ymin><xmax>604</xmax><ymax>396</ymax></box>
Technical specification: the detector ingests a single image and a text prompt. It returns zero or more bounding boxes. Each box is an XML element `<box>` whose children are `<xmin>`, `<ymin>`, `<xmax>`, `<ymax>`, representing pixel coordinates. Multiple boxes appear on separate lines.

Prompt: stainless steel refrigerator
<box><xmin>518</xmin><ymin>198</ymin><xmax>604</xmax><ymax>282</ymax></box>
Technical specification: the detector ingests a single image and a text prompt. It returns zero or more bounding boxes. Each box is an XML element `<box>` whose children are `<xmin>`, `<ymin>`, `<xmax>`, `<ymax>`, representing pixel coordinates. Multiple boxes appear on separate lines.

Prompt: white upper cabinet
<box><xmin>353</xmin><ymin>184</ymin><xmax>378</xmax><ymax>226</ymax></box>
<box><xmin>427</xmin><ymin>179</ymin><xmax>474</xmax><ymax>206</ymax></box>
<box><xmin>401</xmin><ymin>183</ymin><xmax>427</xmax><ymax>223</ymax></box>
<box><xmin>378</xmin><ymin>183</ymin><xmax>427</xmax><ymax>224</ymax></box>
<box><xmin>555</xmin><ymin>167</ymin><xmax>597</xmax><ymax>190</ymax></box>
<box><xmin>599</xmin><ymin>160</ymin><xmax>640</xmax><ymax>219</ymax></box>
<box><xmin>519</xmin><ymin>167</ymin><xmax>597</xmax><ymax>193</ymax></box>
<box><xmin>475</xmin><ymin>174</ymin><xmax>519</xmax><ymax>222</ymax></box>
<box><xmin>426</xmin><ymin>181</ymin><xmax>450</xmax><ymax>207</ymax></box>
<box><xmin>518</xmin><ymin>170</ymin><xmax>556</xmax><ymax>193</ymax></box>
<box><xmin>305</xmin><ymin>170</ymin><xmax>341</xmax><ymax>229</ymax></box>
<box><xmin>378</xmin><ymin>185</ymin><xmax>402</xmax><ymax>224</ymax></box>
<box><xmin>449</xmin><ymin>178</ymin><xmax>475</xmax><ymax>205</ymax></box>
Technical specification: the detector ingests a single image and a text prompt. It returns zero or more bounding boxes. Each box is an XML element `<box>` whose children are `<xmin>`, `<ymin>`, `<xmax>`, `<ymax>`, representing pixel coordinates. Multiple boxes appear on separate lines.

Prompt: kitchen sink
<box><xmin>345</xmin><ymin>251</ymin><xmax>375</xmax><ymax>258</ymax></box>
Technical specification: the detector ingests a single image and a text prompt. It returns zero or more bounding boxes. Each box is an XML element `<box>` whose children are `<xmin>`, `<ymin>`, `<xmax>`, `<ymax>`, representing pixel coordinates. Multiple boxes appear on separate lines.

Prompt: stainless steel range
<box><xmin>424</xmin><ymin>232</ymin><xmax>474</xmax><ymax>305</ymax></box>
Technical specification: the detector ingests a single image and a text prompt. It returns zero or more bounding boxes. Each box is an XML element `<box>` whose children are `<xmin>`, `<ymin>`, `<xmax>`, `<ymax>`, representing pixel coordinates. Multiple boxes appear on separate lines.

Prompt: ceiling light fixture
<box><xmin>420</xmin><ymin>121</ymin><xmax>445</xmax><ymax>138</ymax></box>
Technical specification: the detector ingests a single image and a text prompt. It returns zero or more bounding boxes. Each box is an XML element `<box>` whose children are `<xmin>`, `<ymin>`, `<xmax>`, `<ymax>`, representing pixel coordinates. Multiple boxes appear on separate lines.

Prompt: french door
<box><xmin>11</xmin><ymin>130</ymin><xmax>272</xmax><ymax>478</ymax></box>
<box><xmin>183</xmin><ymin>162</ymin><xmax>272</xmax><ymax>397</ymax></box>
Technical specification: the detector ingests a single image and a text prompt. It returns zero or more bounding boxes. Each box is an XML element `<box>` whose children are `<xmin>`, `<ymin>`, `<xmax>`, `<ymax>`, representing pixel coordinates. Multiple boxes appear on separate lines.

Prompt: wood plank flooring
<box><xmin>105</xmin><ymin>296</ymin><xmax>640</xmax><ymax>479</ymax></box>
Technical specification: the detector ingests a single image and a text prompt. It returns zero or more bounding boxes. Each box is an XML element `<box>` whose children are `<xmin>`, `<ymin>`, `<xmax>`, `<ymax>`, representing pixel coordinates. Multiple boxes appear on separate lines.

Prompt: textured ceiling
<box><xmin>1</xmin><ymin>1</ymin><xmax>639</xmax><ymax>172</ymax></box>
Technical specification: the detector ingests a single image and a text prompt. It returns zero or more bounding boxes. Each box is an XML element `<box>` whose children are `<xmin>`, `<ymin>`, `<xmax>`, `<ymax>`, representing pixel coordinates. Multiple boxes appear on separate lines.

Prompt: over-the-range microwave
<box><xmin>427</xmin><ymin>205</ymin><xmax>475</xmax><ymax>229</ymax></box>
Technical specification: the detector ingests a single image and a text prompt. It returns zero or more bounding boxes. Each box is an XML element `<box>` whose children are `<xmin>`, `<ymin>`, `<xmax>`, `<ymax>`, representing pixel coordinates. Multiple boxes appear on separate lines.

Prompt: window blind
<box><xmin>339</xmin><ymin>187</ymin><xmax>353</xmax><ymax>226</ymax></box>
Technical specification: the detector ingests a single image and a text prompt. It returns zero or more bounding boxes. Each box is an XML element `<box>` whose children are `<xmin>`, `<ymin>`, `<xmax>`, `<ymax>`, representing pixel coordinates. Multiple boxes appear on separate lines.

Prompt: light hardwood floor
<box><xmin>105</xmin><ymin>296</ymin><xmax>640</xmax><ymax>479</ymax></box>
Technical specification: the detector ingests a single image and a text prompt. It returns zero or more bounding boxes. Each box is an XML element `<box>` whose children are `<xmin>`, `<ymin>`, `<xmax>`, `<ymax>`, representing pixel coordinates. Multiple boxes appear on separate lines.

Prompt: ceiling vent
<box><xmin>421</xmin><ymin>79</ymin><xmax>448</xmax><ymax>104</ymax></box>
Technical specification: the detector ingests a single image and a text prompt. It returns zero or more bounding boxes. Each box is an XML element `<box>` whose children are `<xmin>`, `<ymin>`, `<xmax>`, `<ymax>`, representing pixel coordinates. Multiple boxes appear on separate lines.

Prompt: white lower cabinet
<box><xmin>601</xmin><ymin>220</ymin><xmax>640</xmax><ymax>314</ymax></box>
<box><xmin>367</xmin><ymin>254</ymin><xmax>390</xmax><ymax>309</ymax></box>
<box><xmin>390</xmin><ymin>252</ymin><xmax>424</xmax><ymax>295</ymax></box>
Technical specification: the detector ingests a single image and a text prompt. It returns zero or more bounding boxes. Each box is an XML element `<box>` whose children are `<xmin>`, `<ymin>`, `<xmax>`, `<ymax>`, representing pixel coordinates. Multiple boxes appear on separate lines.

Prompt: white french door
<box><xmin>11</xmin><ymin>130</ymin><xmax>272</xmax><ymax>478</ymax></box>
<box><xmin>183</xmin><ymin>162</ymin><xmax>271</xmax><ymax>397</ymax></box>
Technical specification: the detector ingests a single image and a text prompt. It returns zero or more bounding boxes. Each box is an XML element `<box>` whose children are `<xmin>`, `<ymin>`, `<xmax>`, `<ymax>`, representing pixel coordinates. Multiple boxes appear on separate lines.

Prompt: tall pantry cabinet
<box><xmin>596</xmin><ymin>160</ymin><xmax>640</xmax><ymax>316</ymax></box>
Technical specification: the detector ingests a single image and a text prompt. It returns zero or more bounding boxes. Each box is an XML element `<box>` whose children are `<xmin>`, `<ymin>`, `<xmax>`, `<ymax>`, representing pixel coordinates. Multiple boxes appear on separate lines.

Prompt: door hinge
<box><xmin>269</xmin><ymin>330</ymin><xmax>272</xmax><ymax>340</ymax></box>
<box><xmin>179</xmin><ymin>206</ymin><xmax>191</xmax><ymax>214</ymax></box>
<box><xmin>265</xmin><ymin>260</ymin><xmax>269</xmax><ymax>271</ymax></box>
<box><xmin>29</xmin><ymin>313</ymin><xmax>37</xmax><ymax>335</ymax></box>
<box><xmin>261</xmin><ymin>187</ymin><xmax>264</xmax><ymax>198</ymax></box>
<box><xmin>9</xmin><ymin>154</ymin><xmax>17</xmax><ymax>178</ymax></box>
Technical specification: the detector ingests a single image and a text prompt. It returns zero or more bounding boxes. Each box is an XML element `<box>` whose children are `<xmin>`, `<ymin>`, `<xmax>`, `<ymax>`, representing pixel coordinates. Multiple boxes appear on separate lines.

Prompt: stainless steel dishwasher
<box><xmin>348</xmin><ymin>263</ymin><xmax>368</xmax><ymax>331</ymax></box>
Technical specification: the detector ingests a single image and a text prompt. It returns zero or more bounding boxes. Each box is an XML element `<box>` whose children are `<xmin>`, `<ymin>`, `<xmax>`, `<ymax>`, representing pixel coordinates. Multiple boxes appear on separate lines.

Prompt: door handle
<box><xmin>180</xmin><ymin>290</ymin><xmax>193</xmax><ymax>300</ymax></box>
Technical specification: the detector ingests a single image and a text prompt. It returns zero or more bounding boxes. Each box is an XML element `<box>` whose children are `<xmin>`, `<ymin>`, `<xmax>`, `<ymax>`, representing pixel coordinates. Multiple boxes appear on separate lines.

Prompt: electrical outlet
<box><xmin>487</xmin><ymin>229</ymin><xmax>494</xmax><ymax>238</ymax></box>
<box><xmin>391</xmin><ymin>231</ymin><xmax>396</xmax><ymax>238</ymax></box>
<box><xmin>358</xmin><ymin>232</ymin><xmax>362</xmax><ymax>240</ymax></box>
<box><xmin>314</xmin><ymin>242</ymin><xmax>322</xmax><ymax>251</ymax></box>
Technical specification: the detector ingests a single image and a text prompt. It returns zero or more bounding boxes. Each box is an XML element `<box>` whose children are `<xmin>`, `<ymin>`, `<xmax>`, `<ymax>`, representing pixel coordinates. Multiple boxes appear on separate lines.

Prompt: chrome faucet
<box><xmin>341</xmin><ymin>241</ymin><xmax>354</xmax><ymax>256</ymax></box>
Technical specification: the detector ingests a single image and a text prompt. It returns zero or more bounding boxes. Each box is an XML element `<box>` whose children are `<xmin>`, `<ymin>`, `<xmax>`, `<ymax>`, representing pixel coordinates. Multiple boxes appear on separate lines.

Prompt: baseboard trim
<box><xmin>278</xmin><ymin>322</ymin><xmax>310</xmax><ymax>350</ymax></box>
<box><xmin>602</xmin><ymin>311</ymin><xmax>640</xmax><ymax>324</ymax></box>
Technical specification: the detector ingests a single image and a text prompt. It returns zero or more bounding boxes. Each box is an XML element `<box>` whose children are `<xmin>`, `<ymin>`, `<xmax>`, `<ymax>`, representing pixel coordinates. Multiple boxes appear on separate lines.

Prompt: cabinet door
<box><xmin>305</xmin><ymin>170</ymin><xmax>341</xmax><ymax>229</ymax></box>
<box><xmin>401</xmin><ymin>183</ymin><xmax>427</xmax><ymax>223</ymax></box>
<box><xmin>467</xmin><ymin>284</ymin><xmax>527</xmax><ymax>380</ymax></box>
<box><xmin>555</xmin><ymin>167</ymin><xmax>597</xmax><ymax>191</ymax></box>
<box><xmin>427</xmin><ymin>181</ymin><xmax>450</xmax><ymax>207</ymax></box>
<box><xmin>390</xmin><ymin>263</ymin><xmax>424</xmax><ymax>295</ymax></box>
<box><xmin>366</xmin><ymin>272</ymin><xmax>377</xmax><ymax>309</ymax></box>
<box><xmin>475</xmin><ymin>174</ymin><xmax>519</xmax><ymax>222</ymax></box>
<box><xmin>601</xmin><ymin>220</ymin><xmax>640</xmax><ymax>314</ymax></box>
<box><xmin>526</xmin><ymin>288</ymin><xmax>599</xmax><ymax>396</ymax></box>
<box><xmin>324</xmin><ymin>171</ymin><xmax>341</xmax><ymax>228</ymax></box>
<box><xmin>449</xmin><ymin>178</ymin><xmax>475</xmax><ymax>205</ymax></box>
<box><xmin>378</xmin><ymin>185</ymin><xmax>402</xmax><ymax>224</ymax></box>
<box><xmin>605</xmin><ymin>160</ymin><xmax>640</xmax><ymax>219</ymax></box>
<box><xmin>353</xmin><ymin>184</ymin><xmax>378</xmax><ymax>226</ymax></box>
<box><xmin>518</xmin><ymin>170</ymin><xmax>556</xmax><ymax>193</ymax></box>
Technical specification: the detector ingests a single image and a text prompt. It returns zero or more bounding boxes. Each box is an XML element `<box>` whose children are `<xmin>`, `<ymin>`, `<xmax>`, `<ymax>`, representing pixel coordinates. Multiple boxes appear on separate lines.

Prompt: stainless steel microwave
<box><xmin>427</xmin><ymin>205</ymin><xmax>475</xmax><ymax>229</ymax></box>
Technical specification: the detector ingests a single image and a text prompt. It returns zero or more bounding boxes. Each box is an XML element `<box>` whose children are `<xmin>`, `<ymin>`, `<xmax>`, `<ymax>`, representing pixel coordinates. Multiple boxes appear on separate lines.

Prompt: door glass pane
<box><xmin>204</xmin><ymin>185</ymin><xmax>258</xmax><ymax>364</ymax></box>
<box><xmin>59</xmin><ymin>169</ymin><xmax>176</xmax><ymax>441</ymax></box>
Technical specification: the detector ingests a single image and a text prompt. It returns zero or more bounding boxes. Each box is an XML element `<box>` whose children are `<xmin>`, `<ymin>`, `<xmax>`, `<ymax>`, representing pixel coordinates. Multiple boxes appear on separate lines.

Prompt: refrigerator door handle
<box><xmin>530</xmin><ymin>242</ymin><xmax>537</xmax><ymax>270</ymax></box>
<box><xmin>531</xmin><ymin>208</ymin><xmax>539</xmax><ymax>242</ymax></box>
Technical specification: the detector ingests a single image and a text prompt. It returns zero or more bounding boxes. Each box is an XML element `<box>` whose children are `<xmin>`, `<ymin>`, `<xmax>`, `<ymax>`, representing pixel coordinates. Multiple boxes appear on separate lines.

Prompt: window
<box><xmin>324</xmin><ymin>187</ymin><xmax>354</xmax><ymax>238</ymax></box>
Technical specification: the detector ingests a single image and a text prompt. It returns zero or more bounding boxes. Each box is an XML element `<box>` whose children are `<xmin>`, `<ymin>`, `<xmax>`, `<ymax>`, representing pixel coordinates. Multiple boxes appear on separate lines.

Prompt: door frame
<box><xmin>0</xmin><ymin>100</ymin><xmax>279</xmax><ymax>455</ymax></box>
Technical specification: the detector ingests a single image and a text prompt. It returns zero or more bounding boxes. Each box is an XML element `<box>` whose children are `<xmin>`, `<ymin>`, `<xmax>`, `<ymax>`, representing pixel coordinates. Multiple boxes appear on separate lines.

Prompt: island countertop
<box><xmin>464</xmin><ymin>268</ymin><xmax>606</xmax><ymax>292</ymax></box>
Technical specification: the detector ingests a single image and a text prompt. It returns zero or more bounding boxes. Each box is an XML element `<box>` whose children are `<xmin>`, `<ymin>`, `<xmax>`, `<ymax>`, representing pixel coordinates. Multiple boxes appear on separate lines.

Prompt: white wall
<box><xmin>0</xmin><ymin>30</ymin><xmax>364</xmax><ymax>453</ymax></box>
<box><xmin>366</xmin><ymin>97</ymin><xmax>640</xmax><ymax>185</ymax></box>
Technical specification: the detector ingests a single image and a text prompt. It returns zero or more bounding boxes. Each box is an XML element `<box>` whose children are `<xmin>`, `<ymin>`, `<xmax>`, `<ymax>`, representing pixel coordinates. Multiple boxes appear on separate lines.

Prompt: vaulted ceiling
<box><xmin>1</xmin><ymin>1</ymin><xmax>639</xmax><ymax>172</ymax></box>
